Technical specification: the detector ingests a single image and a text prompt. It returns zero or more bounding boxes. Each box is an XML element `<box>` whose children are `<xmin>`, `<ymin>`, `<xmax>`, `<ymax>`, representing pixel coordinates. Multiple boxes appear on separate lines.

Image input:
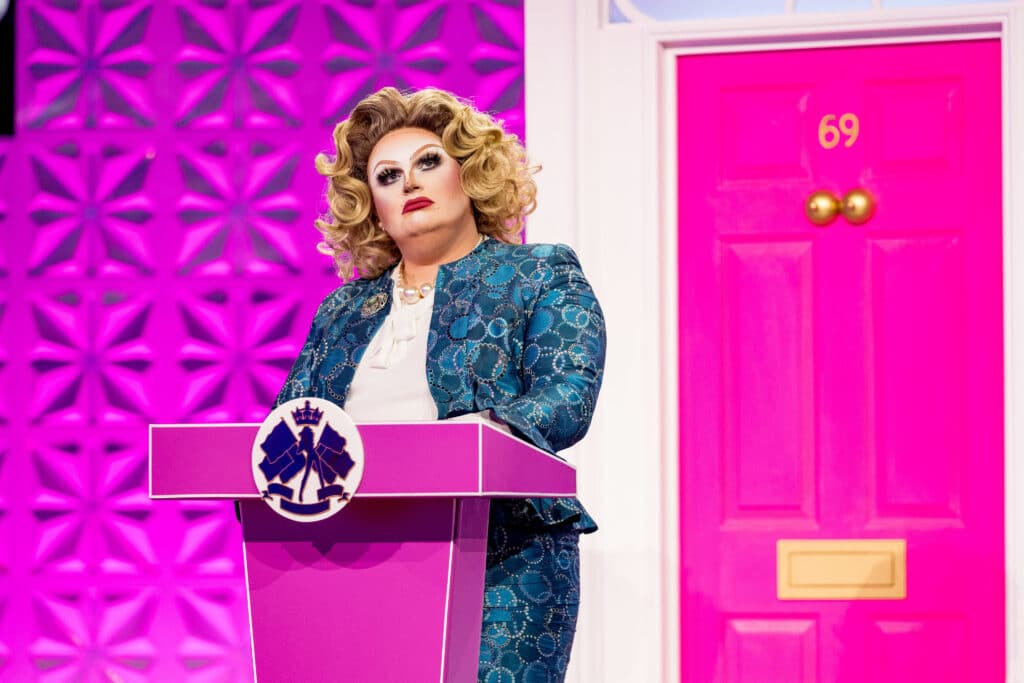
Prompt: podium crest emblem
<box><xmin>251</xmin><ymin>397</ymin><xmax>365</xmax><ymax>522</ymax></box>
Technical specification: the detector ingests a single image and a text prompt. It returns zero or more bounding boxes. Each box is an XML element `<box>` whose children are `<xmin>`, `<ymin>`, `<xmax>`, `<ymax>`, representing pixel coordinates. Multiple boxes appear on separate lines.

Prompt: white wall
<box><xmin>525</xmin><ymin>3</ymin><xmax>669</xmax><ymax>681</ymax></box>
<box><xmin>611</xmin><ymin>0</ymin><xmax>1011</xmax><ymax>23</ymax></box>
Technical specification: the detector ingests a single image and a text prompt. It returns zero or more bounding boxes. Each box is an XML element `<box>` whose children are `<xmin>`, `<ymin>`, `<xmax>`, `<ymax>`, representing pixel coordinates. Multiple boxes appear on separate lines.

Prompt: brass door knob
<box><xmin>841</xmin><ymin>188</ymin><xmax>876</xmax><ymax>224</ymax></box>
<box><xmin>805</xmin><ymin>190</ymin><xmax>842</xmax><ymax>226</ymax></box>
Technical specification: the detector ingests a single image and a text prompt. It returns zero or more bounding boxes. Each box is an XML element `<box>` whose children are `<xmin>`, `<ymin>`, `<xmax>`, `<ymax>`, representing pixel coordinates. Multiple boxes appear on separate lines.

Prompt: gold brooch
<box><xmin>361</xmin><ymin>292</ymin><xmax>388</xmax><ymax>317</ymax></box>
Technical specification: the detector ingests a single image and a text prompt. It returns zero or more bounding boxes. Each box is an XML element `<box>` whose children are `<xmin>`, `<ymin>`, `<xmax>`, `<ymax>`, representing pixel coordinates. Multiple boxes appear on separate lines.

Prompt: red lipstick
<box><xmin>403</xmin><ymin>197</ymin><xmax>434</xmax><ymax>214</ymax></box>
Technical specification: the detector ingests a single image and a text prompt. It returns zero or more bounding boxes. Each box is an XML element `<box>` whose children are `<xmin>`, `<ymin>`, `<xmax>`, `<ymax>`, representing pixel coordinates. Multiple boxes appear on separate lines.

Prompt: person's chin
<box><xmin>398</xmin><ymin>219</ymin><xmax>442</xmax><ymax>239</ymax></box>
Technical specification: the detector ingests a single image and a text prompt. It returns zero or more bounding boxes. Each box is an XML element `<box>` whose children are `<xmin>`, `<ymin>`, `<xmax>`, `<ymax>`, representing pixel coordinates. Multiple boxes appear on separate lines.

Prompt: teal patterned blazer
<box><xmin>275</xmin><ymin>237</ymin><xmax>606</xmax><ymax>532</ymax></box>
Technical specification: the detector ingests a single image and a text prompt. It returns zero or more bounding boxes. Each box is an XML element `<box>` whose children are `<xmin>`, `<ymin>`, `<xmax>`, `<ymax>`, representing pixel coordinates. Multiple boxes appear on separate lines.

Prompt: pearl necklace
<box><xmin>396</xmin><ymin>272</ymin><xmax>434</xmax><ymax>304</ymax></box>
<box><xmin>396</xmin><ymin>235</ymin><xmax>484</xmax><ymax>305</ymax></box>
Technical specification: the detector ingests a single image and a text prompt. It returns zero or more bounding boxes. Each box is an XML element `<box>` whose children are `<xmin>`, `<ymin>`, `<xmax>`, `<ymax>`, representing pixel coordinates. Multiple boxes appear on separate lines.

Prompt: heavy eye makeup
<box><xmin>374</xmin><ymin>151</ymin><xmax>443</xmax><ymax>186</ymax></box>
<box><xmin>375</xmin><ymin>167</ymin><xmax>402</xmax><ymax>186</ymax></box>
<box><xmin>416</xmin><ymin>151</ymin><xmax>441</xmax><ymax>171</ymax></box>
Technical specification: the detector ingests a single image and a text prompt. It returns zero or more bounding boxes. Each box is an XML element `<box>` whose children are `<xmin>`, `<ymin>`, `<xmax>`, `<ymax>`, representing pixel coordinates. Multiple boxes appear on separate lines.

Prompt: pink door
<box><xmin>677</xmin><ymin>40</ymin><xmax>1003</xmax><ymax>682</ymax></box>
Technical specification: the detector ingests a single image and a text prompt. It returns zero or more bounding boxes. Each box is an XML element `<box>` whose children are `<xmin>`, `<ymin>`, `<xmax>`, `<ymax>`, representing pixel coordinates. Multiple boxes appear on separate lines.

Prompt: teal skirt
<box><xmin>478</xmin><ymin>503</ymin><xmax>586</xmax><ymax>683</ymax></box>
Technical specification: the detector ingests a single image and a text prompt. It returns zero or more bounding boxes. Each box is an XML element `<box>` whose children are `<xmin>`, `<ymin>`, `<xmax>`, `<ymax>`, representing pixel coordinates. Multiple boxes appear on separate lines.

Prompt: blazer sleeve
<box><xmin>490</xmin><ymin>244</ymin><xmax>607</xmax><ymax>453</ymax></box>
<box><xmin>274</xmin><ymin>289</ymin><xmax>340</xmax><ymax>408</ymax></box>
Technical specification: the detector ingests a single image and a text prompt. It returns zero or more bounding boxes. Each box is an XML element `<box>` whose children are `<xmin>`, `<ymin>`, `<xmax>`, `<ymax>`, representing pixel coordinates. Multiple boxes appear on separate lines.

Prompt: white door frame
<box><xmin>525</xmin><ymin>2</ymin><xmax>1024</xmax><ymax>681</ymax></box>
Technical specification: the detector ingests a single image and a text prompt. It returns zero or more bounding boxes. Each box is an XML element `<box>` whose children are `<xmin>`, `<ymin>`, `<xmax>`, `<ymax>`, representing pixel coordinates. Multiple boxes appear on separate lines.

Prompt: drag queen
<box><xmin>276</xmin><ymin>86</ymin><xmax>606</xmax><ymax>682</ymax></box>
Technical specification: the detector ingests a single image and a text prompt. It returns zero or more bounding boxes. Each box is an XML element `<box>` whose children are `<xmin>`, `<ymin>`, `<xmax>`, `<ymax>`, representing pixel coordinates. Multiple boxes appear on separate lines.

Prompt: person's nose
<box><xmin>403</xmin><ymin>167</ymin><xmax>421</xmax><ymax>193</ymax></box>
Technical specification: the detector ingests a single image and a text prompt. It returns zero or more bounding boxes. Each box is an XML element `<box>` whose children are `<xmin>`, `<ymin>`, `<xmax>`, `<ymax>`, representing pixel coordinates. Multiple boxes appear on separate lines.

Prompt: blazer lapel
<box><xmin>319</xmin><ymin>274</ymin><xmax>392</xmax><ymax>405</ymax></box>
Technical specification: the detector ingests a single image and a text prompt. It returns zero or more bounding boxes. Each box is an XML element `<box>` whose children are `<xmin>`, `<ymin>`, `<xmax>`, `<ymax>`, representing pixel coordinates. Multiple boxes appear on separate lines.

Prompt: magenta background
<box><xmin>0</xmin><ymin>1</ymin><xmax>524</xmax><ymax>679</ymax></box>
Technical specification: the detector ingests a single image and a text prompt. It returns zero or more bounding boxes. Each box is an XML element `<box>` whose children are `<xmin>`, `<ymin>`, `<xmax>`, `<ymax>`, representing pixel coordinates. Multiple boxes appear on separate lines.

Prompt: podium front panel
<box><xmin>240</xmin><ymin>497</ymin><xmax>488</xmax><ymax>682</ymax></box>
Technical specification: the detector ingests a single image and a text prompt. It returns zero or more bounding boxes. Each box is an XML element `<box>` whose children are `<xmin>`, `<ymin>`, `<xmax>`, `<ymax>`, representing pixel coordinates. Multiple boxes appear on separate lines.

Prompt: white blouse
<box><xmin>344</xmin><ymin>270</ymin><xmax>511</xmax><ymax>434</ymax></box>
<box><xmin>344</xmin><ymin>273</ymin><xmax>438</xmax><ymax>422</ymax></box>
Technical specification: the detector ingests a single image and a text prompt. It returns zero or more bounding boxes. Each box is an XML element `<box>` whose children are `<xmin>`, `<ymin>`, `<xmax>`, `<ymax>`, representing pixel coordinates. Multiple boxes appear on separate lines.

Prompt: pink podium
<box><xmin>148</xmin><ymin>421</ymin><xmax>577</xmax><ymax>682</ymax></box>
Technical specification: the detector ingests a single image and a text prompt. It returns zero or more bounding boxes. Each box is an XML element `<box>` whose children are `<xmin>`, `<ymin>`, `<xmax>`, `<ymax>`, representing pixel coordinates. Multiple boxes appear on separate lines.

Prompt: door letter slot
<box><xmin>777</xmin><ymin>539</ymin><xmax>906</xmax><ymax>600</ymax></box>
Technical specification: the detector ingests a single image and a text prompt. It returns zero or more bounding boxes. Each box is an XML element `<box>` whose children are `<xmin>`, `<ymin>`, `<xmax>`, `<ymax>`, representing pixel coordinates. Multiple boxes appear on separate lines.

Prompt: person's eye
<box><xmin>417</xmin><ymin>152</ymin><xmax>441</xmax><ymax>170</ymax></box>
<box><xmin>376</xmin><ymin>168</ymin><xmax>402</xmax><ymax>185</ymax></box>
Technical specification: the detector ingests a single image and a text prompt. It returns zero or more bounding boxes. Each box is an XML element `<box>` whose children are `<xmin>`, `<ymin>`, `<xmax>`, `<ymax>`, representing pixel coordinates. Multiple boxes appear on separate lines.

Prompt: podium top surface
<box><xmin>149</xmin><ymin>421</ymin><xmax>576</xmax><ymax>500</ymax></box>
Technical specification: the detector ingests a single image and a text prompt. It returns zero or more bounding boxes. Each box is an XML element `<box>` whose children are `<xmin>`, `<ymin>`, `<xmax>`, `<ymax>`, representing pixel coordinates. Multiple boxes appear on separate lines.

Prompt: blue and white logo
<box><xmin>252</xmin><ymin>398</ymin><xmax>364</xmax><ymax>523</ymax></box>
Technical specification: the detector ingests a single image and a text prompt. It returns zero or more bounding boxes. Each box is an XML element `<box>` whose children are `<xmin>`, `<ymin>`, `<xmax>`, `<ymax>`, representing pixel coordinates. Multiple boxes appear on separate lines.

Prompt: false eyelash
<box><xmin>375</xmin><ymin>152</ymin><xmax>442</xmax><ymax>185</ymax></box>
<box><xmin>417</xmin><ymin>152</ymin><xmax>441</xmax><ymax>167</ymax></box>
<box><xmin>376</xmin><ymin>168</ymin><xmax>401</xmax><ymax>185</ymax></box>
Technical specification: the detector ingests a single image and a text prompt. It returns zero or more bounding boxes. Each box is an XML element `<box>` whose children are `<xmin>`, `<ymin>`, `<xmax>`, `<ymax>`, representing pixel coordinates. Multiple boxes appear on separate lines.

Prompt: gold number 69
<box><xmin>818</xmin><ymin>113</ymin><xmax>860</xmax><ymax>149</ymax></box>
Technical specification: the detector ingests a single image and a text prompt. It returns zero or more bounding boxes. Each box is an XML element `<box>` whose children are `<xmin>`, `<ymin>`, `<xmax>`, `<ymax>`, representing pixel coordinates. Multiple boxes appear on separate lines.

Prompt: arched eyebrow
<box><xmin>371</xmin><ymin>143</ymin><xmax>444</xmax><ymax>174</ymax></box>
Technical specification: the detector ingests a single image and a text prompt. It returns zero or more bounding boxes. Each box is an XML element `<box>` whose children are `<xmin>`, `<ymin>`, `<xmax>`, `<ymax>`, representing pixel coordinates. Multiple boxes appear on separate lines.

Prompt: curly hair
<box><xmin>313</xmin><ymin>87</ymin><xmax>538</xmax><ymax>280</ymax></box>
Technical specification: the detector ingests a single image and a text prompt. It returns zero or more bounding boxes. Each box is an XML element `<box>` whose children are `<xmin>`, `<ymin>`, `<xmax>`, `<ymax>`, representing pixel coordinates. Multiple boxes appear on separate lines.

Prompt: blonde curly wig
<box><xmin>313</xmin><ymin>87</ymin><xmax>538</xmax><ymax>280</ymax></box>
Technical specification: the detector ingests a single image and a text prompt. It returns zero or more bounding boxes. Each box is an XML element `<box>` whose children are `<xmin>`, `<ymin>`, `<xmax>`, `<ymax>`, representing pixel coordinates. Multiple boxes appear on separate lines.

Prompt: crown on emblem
<box><xmin>292</xmin><ymin>400</ymin><xmax>324</xmax><ymax>426</ymax></box>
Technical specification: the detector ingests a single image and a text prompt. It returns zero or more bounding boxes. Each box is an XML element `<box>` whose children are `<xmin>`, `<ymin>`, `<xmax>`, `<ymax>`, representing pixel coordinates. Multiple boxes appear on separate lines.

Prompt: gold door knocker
<box><xmin>805</xmin><ymin>190</ymin><xmax>842</xmax><ymax>226</ymax></box>
<box><xmin>841</xmin><ymin>188</ymin><xmax>876</xmax><ymax>225</ymax></box>
<box><xmin>805</xmin><ymin>188</ymin><xmax>876</xmax><ymax>226</ymax></box>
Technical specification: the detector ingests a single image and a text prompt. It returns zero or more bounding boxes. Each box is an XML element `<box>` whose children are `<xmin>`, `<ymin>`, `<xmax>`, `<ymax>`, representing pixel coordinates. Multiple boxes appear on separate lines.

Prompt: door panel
<box><xmin>869</xmin><ymin>617</ymin><xmax>967</xmax><ymax>683</ymax></box>
<box><xmin>868</xmin><ymin>234</ymin><xmax>966</xmax><ymax>522</ymax></box>
<box><xmin>721</xmin><ymin>239</ymin><xmax>816</xmax><ymax>523</ymax></box>
<box><xmin>676</xmin><ymin>40</ymin><xmax>1003</xmax><ymax>682</ymax></box>
<box><xmin>724</xmin><ymin>617</ymin><xmax>818</xmax><ymax>683</ymax></box>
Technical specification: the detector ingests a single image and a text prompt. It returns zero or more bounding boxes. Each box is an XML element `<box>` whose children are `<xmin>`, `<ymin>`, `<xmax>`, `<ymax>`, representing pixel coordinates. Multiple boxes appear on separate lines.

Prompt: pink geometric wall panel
<box><xmin>676</xmin><ymin>41</ymin><xmax>1003</xmax><ymax>682</ymax></box>
<box><xmin>0</xmin><ymin>1</ymin><xmax>525</xmax><ymax>679</ymax></box>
